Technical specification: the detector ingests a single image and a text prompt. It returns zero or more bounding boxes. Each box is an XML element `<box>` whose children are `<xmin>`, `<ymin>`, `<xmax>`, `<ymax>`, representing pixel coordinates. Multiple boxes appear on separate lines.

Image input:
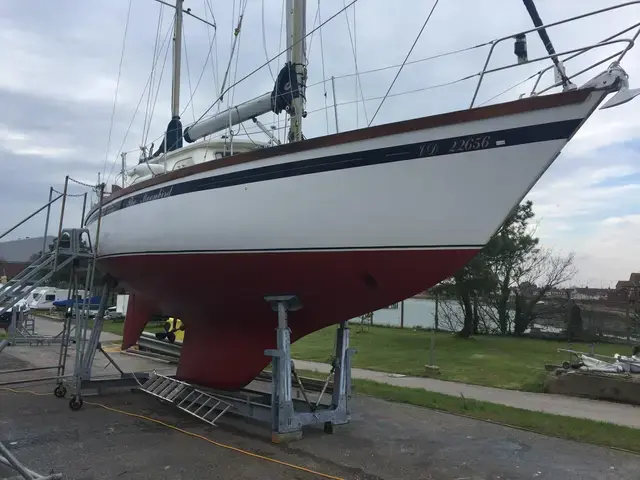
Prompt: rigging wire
<box><xmin>102</xmin><ymin>0</ymin><xmax>133</xmax><ymax>181</ymax></box>
<box><xmin>477</xmin><ymin>75</ymin><xmax>537</xmax><ymax>107</ymax></box>
<box><xmin>105</xmin><ymin>17</ymin><xmax>174</xmax><ymax>186</ymax></box>
<box><xmin>342</xmin><ymin>0</ymin><xmax>368</xmax><ymax>126</ymax></box>
<box><xmin>369</xmin><ymin>0</ymin><xmax>441</xmax><ymax>126</ymax></box>
<box><xmin>192</xmin><ymin>0</ymin><xmax>361</xmax><ymax>130</ymax></box>
<box><xmin>140</xmin><ymin>41</ymin><xmax>481</xmax><ymax>153</ymax></box>
<box><xmin>306</xmin><ymin>4</ymin><xmax>321</xmax><ymax>61</ymax></box>
<box><xmin>240</xmin><ymin>122</ymin><xmax>261</xmax><ymax>147</ymax></box>
<box><xmin>261</xmin><ymin>0</ymin><xmax>275</xmax><ymax>82</ymax></box>
<box><xmin>145</xmin><ymin>19</ymin><xmax>173</xmax><ymax>144</ymax></box>
<box><xmin>118</xmin><ymin>35</ymin><xmax>490</xmax><ymax>155</ymax></box>
<box><xmin>317</xmin><ymin>0</ymin><xmax>330</xmax><ymax>135</ymax></box>
<box><xmin>219</xmin><ymin>0</ymin><xmax>248</xmax><ymax>103</ymax></box>
<box><xmin>182</xmin><ymin>26</ymin><xmax>197</xmax><ymax>123</ymax></box>
<box><xmin>307</xmin><ymin>42</ymin><xmax>489</xmax><ymax>88</ymax></box>
<box><xmin>180</xmin><ymin>27</ymin><xmax>218</xmax><ymax>118</ymax></box>
<box><xmin>237</xmin><ymin>73</ymin><xmax>477</xmax><ymax>136</ymax></box>
<box><xmin>203</xmin><ymin>0</ymin><xmax>220</xmax><ymax>94</ymax></box>
<box><xmin>229</xmin><ymin>0</ymin><xmax>249</xmax><ymax>108</ymax></box>
<box><xmin>141</xmin><ymin>4</ymin><xmax>165</xmax><ymax>149</ymax></box>
<box><xmin>142</xmin><ymin>14</ymin><xmax>175</xmax><ymax>148</ymax></box>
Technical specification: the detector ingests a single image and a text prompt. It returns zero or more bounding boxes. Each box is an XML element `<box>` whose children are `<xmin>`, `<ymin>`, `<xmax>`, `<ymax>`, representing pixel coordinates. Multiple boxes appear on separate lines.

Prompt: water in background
<box><xmin>349</xmin><ymin>298</ymin><xmax>437</xmax><ymax>328</ymax></box>
<box><xmin>347</xmin><ymin>298</ymin><xmax>565</xmax><ymax>335</ymax></box>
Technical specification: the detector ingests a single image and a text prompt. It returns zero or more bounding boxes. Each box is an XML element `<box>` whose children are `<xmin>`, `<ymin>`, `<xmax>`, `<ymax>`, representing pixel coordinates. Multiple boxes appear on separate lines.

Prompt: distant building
<box><xmin>545</xmin><ymin>289</ymin><xmax>566</xmax><ymax>298</ymax></box>
<box><xmin>614</xmin><ymin>272</ymin><xmax>640</xmax><ymax>301</ymax></box>
<box><xmin>568</xmin><ymin>288</ymin><xmax>610</xmax><ymax>301</ymax></box>
<box><xmin>542</xmin><ymin>287</ymin><xmax>611</xmax><ymax>300</ymax></box>
<box><xmin>0</xmin><ymin>236</ymin><xmax>54</xmax><ymax>279</ymax></box>
<box><xmin>0</xmin><ymin>261</ymin><xmax>30</xmax><ymax>279</ymax></box>
<box><xmin>615</xmin><ymin>272</ymin><xmax>640</xmax><ymax>290</ymax></box>
<box><xmin>0</xmin><ymin>236</ymin><xmax>54</xmax><ymax>262</ymax></box>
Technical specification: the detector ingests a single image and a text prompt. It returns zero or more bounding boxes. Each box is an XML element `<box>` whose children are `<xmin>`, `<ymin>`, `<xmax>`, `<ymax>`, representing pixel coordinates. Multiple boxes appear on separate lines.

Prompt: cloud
<box><xmin>0</xmin><ymin>0</ymin><xmax>639</xmax><ymax>286</ymax></box>
<box><xmin>526</xmin><ymin>138</ymin><xmax>640</xmax><ymax>284</ymax></box>
<box><xmin>568</xmin><ymin>214</ymin><xmax>640</xmax><ymax>287</ymax></box>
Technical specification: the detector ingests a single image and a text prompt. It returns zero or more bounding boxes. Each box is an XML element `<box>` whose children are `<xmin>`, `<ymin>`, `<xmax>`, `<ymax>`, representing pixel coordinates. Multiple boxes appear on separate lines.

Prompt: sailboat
<box><xmin>85</xmin><ymin>0</ymin><xmax>640</xmax><ymax>389</ymax></box>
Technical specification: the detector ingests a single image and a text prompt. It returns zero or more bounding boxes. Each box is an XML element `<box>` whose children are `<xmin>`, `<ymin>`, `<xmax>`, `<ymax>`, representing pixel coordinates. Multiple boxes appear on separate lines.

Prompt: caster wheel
<box><xmin>562</xmin><ymin>361</ymin><xmax>571</xmax><ymax>370</ymax></box>
<box><xmin>323</xmin><ymin>422</ymin><xmax>333</xmax><ymax>434</ymax></box>
<box><xmin>69</xmin><ymin>396</ymin><xmax>84</xmax><ymax>411</ymax></box>
<box><xmin>54</xmin><ymin>385</ymin><xmax>67</xmax><ymax>398</ymax></box>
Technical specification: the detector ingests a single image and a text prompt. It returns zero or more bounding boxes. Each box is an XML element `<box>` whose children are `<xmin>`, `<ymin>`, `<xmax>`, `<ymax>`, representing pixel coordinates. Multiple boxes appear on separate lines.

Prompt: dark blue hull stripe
<box><xmin>86</xmin><ymin>119</ymin><xmax>581</xmax><ymax>225</ymax></box>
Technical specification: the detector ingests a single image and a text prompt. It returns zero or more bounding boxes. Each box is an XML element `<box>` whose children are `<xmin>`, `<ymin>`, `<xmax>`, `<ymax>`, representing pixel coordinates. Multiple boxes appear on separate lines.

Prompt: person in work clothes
<box><xmin>155</xmin><ymin>316</ymin><xmax>185</xmax><ymax>343</ymax></box>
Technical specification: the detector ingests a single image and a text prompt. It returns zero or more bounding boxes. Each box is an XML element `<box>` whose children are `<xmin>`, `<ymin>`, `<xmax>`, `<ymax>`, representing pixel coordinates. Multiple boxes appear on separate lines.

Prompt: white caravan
<box><xmin>28</xmin><ymin>287</ymin><xmax>85</xmax><ymax>310</ymax></box>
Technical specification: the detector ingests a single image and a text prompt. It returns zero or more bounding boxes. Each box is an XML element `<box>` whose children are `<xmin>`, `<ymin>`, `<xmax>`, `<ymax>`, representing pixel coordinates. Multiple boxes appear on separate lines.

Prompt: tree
<box><xmin>512</xmin><ymin>249</ymin><xmax>577</xmax><ymax>335</ymax></box>
<box><xmin>482</xmin><ymin>201</ymin><xmax>539</xmax><ymax>335</ymax></box>
<box><xmin>451</xmin><ymin>254</ymin><xmax>497</xmax><ymax>338</ymax></box>
<box><xmin>448</xmin><ymin>200</ymin><xmax>577</xmax><ymax>337</ymax></box>
<box><xmin>450</xmin><ymin>201</ymin><xmax>537</xmax><ymax>337</ymax></box>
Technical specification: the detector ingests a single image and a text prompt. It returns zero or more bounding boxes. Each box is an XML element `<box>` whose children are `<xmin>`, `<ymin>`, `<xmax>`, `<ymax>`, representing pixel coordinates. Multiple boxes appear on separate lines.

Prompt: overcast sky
<box><xmin>0</xmin><ymin>0</ymin><xmax>638</xmax><ymax>287</ymax></box>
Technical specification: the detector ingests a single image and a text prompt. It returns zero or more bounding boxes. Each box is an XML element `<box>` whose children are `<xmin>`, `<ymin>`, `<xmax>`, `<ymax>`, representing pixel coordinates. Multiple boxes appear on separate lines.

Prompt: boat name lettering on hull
<box><xmin>419</xmin><ymin>135</ymin><xmax>493</xmax><ymax>158</ymax></box>
<box><xmin>124</xmin><ymin>186</ymin><xmax>174</xmax><ymax>207</ymax></box>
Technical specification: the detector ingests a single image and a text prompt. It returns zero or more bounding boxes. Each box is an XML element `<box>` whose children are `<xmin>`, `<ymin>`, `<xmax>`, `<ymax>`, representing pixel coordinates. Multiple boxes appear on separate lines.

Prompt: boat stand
<box><xmin>264</xmin><ymin>295</ymin><xmax>354</xmax><ymax>442</ymax></box>
<box><xmin>136</xmin><ymin>295</ymin><xmax>355</xmax><ymax>443</ymax></box>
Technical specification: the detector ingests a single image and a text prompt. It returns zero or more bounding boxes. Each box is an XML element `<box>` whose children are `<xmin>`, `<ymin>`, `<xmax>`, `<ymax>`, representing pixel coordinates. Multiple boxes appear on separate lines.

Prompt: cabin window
<box><xmin>45</xmin><ymin>294</ymin><xmax>56</xmax><ymax>301</ymax></box>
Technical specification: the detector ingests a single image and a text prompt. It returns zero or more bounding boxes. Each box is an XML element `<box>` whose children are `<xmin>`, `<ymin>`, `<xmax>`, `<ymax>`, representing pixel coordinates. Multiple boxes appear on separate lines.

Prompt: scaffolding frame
<box><xmin>0</xmin><ymin>179</ymin><xmax>95</xmax><ymax>390</ymax></box>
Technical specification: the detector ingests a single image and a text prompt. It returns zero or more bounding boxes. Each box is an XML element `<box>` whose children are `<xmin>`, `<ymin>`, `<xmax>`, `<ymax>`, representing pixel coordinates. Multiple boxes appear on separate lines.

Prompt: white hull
<box><xmin>87</xmin><ymin>89</ymin><xmax>606</xmax><ymax>258</ymax></box>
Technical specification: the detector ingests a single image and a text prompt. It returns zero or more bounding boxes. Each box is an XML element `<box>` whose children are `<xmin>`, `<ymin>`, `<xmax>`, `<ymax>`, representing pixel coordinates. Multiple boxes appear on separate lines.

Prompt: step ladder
<box><xmin>0</xmin><ymin>228</ymin><xmax>94</xmax><ymax>317</ymax></box>
<box><xmin>139</xmin><ymin>372</ymin><xmax>234</xmax><ymax>427</ymax></box>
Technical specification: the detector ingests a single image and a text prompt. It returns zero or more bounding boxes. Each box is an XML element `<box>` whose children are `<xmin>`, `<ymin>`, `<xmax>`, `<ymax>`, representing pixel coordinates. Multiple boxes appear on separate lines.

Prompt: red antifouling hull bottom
<box><xmin>102</xmin><ymin>248</ymin><xmax>478</xmax><ymax>390</ymax></box>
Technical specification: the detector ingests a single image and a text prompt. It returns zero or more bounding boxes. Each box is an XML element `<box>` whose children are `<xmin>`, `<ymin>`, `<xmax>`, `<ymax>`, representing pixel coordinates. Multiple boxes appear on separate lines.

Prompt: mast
<box><xmin>154</xmin><ymin>0</ymin><xmax>184</xmax><ymax>157</ymax></box>
<box><xmin>172</xmin><ymin>0</ymin><xmax>183</xmax><ymax>119</ymax></box>
<box><xmin>183</xmin><ymin>0</ymin><xmax>308</xmax><ymax>145</ymax></box>
<box><xmin>287</xmin><ymin>0</ymin><xmax>307</xmax><ymax>143</ymax></box>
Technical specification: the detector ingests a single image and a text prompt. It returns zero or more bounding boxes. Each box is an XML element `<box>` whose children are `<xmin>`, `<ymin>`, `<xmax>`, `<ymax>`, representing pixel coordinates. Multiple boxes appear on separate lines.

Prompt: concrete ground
<box><xmin>1</xmin><ymin>342</ymin><xmax>639</xmax><ymax>478</ymax></box>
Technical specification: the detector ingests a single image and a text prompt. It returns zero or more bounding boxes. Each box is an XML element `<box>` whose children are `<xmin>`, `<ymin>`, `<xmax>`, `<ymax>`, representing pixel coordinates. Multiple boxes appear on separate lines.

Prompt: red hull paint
<box><xmin>103</xmin><ymin>249</ymin><xmax>478</xmax><ymax>389</ymax></box>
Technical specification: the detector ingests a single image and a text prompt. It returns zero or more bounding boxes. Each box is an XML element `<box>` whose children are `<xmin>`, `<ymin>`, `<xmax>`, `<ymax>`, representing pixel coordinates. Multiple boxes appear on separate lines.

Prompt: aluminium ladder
<box><xmin>139</xmin><ymin>372</ymin><xmax>234</xmax><ymax>426</ymax></box>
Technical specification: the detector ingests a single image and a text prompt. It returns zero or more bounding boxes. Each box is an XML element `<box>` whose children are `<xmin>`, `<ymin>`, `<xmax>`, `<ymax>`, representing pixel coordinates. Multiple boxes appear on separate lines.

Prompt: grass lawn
<box><xmin>296</xmin><ymin>368</ymin><xmax>640</xmax><ymax>454</ymax></box>
<box><xmin>291</xmin><ymin>325</ymin><xmax>626</xmax><ymax>392</ymax></box>
<box><xmin>93</xmin><ymin>319</ymin><xmax>164</xmax><ymax>336</ymax></box>
<box><xmin>31</xmin><ymin>314</ymin><xmax>165</xmax><ymax>337</ymax></box>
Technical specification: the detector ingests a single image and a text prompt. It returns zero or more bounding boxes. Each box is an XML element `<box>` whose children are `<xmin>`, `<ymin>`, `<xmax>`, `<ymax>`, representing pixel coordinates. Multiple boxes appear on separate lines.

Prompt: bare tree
<box><xmin>513</xmin><ymin>248</ymin><xmax>577</xmax><ymax>335</ymax></box>
<box><xmin>438</xmin><ymin>296</ymin><xmax>464</xmax><ymax>332</ymax></box>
